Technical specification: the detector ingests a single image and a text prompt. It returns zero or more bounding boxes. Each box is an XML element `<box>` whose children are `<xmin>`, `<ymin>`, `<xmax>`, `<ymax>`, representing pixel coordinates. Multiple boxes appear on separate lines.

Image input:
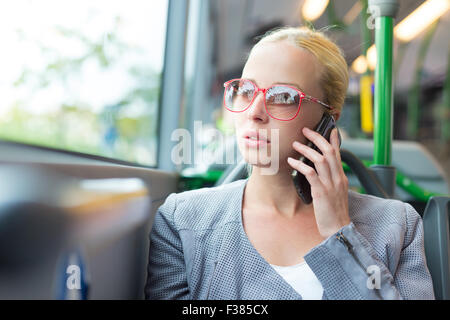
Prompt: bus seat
<box><xmin>423</xmin><ymin>196</ymin><xmax>450</xmax><ymax>300</ymax></box>
<box><xmin>0</xmin><ymin>166</ymin><xmax>72</xmax><ymax>299</ymax></box>
<box><xmin>0</xmin><ymin>164</ymin><xmax>152</xmax><ymax>299</ymax></box>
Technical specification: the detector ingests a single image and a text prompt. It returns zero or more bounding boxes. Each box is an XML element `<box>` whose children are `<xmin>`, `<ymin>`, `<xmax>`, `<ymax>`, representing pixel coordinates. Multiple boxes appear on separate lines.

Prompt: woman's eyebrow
<box><xmin>243</xmin><ymin>77</ymin><xmax>258</xmax><ymax>85</ymax></box>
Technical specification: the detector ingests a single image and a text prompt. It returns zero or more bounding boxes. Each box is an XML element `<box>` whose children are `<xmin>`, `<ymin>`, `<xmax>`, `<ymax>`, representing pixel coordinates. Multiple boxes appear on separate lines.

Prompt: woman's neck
<box><xmin>245</xmin><ymin>166</ymin><xmax>313</xmax><ymax>218</ymax></box>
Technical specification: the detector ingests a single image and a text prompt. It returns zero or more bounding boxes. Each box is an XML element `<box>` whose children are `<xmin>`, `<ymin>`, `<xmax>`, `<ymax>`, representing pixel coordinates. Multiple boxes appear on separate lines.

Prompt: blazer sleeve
<box><xmin>304</xmin><ymin>202</ymin><xmax>435</xmax><ymax>300</ymax></box>
<box><xmin>144</xmin><ymin>193</ymin><xmax>190</xmax><ymax>300</ymax></box>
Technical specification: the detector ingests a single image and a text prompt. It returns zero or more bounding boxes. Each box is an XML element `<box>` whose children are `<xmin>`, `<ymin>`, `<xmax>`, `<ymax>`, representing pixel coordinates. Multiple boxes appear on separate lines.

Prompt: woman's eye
<box><xmin>237</xmin><ymin>87</ymin><xmax>252</xmax><ymax>98</ymax></box>
<box><xmin>274</xmin><ymin>93</ymin><xmax>292</xmax><ymax>104</ymax></box>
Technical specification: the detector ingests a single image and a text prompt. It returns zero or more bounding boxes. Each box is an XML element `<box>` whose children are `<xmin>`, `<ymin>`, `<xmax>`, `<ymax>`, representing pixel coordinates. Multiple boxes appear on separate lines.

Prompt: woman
<box><xmin>145</xmin><ymin>27</ymin><xmax>435</xmax><ymax>300</ymax></box>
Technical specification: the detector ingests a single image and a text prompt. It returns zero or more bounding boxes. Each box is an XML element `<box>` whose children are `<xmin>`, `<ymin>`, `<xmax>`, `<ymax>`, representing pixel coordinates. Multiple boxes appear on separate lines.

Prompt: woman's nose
<box><xmin>247</xmin><ymin>91</ymin><xmax>268</xmax><ymax>121</ymax></box>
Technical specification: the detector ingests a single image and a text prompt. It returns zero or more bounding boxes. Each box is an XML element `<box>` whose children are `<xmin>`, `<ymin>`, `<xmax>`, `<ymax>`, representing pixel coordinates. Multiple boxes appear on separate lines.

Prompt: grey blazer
<box><xmin>145</xmin><ymin>178</ymin><xmax>435</xmax><ymax>300</ymax></box>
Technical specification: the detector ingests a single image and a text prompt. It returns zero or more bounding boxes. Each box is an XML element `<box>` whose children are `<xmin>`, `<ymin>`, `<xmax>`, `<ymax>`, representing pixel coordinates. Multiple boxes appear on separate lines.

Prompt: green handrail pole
<box><xmin>368</xmin><ymin>0</ymin><xmax>399</xmax><ymax>197</ymax></box>
<box><xmin>374</xmin><ymin>17</ymin><xmax>394</xmax><ymax>164</ymax></box>
<box><xmin>371</xmin><ymin>4</ymin><xmax>396</xmax><ymax>165</ymax></box>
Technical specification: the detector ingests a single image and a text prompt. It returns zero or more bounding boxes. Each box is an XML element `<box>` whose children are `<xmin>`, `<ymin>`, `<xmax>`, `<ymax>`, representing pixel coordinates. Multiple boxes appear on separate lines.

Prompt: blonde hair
<box><xmin>251</xmin><ymin>26</ymin><xmax>349</xmax><ymax>115</ymax></box>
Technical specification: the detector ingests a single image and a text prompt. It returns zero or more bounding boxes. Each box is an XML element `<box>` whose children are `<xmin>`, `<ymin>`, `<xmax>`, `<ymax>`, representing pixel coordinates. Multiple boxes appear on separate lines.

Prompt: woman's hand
<box><xmin>287</xmin><ymin>127</ymin><xmax>350</xmax><ymax>239</ymax></box>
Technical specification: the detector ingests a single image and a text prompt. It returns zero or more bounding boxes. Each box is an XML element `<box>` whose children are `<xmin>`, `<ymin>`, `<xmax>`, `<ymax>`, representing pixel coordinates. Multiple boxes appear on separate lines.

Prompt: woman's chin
<box><xmin>240</xmin><ymin>150</ymin><xmax>271</xmax><ymax>165</ymax></box>
<box><xmin>246</xmin><ymin>161</ymin><xmax>272</xmax><ymax>168</ymax></box>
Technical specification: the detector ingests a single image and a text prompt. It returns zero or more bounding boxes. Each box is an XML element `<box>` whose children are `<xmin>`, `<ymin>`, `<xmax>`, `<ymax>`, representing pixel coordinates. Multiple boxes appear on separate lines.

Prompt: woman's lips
<box><xmin>243</xmin><ymin>137</ymin><xmax>270</xmax><ymax>148</ymax></box>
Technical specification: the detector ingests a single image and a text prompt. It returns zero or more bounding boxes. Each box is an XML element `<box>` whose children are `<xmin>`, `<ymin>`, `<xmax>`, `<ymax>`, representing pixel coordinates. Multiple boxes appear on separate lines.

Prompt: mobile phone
<box><xmin>291</xmin><ymin>112</ymin><xmax>342</xmax><ymax>204</ymax></box>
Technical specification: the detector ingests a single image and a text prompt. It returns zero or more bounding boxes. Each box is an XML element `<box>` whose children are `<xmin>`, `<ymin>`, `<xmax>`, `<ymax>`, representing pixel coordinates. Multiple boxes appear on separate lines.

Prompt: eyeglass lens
<box><xmin>224</xmin><ymin>79</ymin><xmax>302</xmax><ymax>120</ymax></box>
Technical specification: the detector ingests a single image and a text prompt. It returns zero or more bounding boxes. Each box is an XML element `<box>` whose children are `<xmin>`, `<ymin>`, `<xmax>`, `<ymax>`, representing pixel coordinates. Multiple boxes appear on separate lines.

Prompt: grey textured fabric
<box><xmin>145</xmin><ymin>178</ymin><xmax>435</xmax><ymax>300</ymax></box>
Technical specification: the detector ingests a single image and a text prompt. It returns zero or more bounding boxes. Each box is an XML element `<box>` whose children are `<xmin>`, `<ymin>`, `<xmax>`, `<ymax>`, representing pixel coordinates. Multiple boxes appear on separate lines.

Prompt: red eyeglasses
<box><xmin>223</xmin><ymin>78</ymin><xmax>333</xmax><ymax>121</ymax></box>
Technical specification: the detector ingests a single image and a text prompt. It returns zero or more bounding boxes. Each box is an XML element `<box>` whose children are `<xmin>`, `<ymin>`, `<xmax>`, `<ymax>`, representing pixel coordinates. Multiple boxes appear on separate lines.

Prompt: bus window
<box><xmin>0</xmin><ymin>0</ymin><xmax>168</xmax><ymax>166</ymax></box>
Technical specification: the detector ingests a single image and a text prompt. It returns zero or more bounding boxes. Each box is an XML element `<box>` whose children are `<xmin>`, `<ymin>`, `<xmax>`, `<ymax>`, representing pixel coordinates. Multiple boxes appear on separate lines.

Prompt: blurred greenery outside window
<box><xmin>0</xmin><ymin>0</ymin><xmax>168</xmax><ymax>166</ymax></box>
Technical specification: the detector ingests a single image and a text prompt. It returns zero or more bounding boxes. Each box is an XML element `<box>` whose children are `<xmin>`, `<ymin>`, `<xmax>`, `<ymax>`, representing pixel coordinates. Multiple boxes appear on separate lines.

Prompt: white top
<box><xmin>270</xmin><ymin>261</ymin><xmax>323</xmax><ymax>300</ymax></box>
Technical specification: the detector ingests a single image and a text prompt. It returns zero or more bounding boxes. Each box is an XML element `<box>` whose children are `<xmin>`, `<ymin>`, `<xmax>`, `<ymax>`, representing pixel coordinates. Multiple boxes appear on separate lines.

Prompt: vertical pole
<box><xmin>368</xmin><ymin>0</ymin><xmax>398</xmax><ymax>197</ymax></box>
<box><xmin>373</xmin><ymin>16</ymin><xmax>394</xmax><ymax>165</ymax></box>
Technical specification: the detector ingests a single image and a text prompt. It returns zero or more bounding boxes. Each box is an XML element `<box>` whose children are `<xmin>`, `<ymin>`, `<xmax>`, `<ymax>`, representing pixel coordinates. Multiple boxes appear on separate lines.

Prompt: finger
<box><xmin>287</xmin><ymin>157</ymin><xmax>323</xmax><ymax>191</ymax></box>
<box><xmin>332</xmin><ymin>128</ymin><xmax>342</xmax><ymax>163</ymax></box>
<box><xmin>328</xmin><ymin>128</ymin><xmax>348</xmax><ymax>189</ymax></box>
<box><xmin>292</xmin><ymin>140</ymin><xmax>332</xmax><ymax>186</ymax></box>
<box><xmin>303</xmin><ymin>127</ymin><xmax>342</xmax><ymax>184</ymax></box>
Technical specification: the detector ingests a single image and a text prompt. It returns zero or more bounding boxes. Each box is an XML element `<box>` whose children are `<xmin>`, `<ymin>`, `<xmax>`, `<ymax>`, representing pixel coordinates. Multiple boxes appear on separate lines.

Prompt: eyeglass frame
<box><xmin>223</xmin><ymin>78</ymin><xmax>334</xmax><ymax>121</ymax></box>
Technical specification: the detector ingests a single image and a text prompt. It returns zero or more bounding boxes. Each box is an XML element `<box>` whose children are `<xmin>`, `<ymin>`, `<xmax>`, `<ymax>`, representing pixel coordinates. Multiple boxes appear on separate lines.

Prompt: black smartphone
<box><xmin>291</xmin><ymin>112</ymin><xmax>342</xmax><ymax>204</ymax></box>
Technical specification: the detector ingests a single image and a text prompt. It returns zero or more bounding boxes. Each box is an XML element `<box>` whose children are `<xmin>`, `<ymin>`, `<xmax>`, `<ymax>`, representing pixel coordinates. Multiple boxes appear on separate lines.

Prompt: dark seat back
<box><xmin>423</xmin><ymin>196</ymin><xmax>450</xmax><ymax>300</ymax></box>
<box><xmin>0</xmin><ymin>164</ymin><xmax>152</xmax><ymax>299</ymax></box>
